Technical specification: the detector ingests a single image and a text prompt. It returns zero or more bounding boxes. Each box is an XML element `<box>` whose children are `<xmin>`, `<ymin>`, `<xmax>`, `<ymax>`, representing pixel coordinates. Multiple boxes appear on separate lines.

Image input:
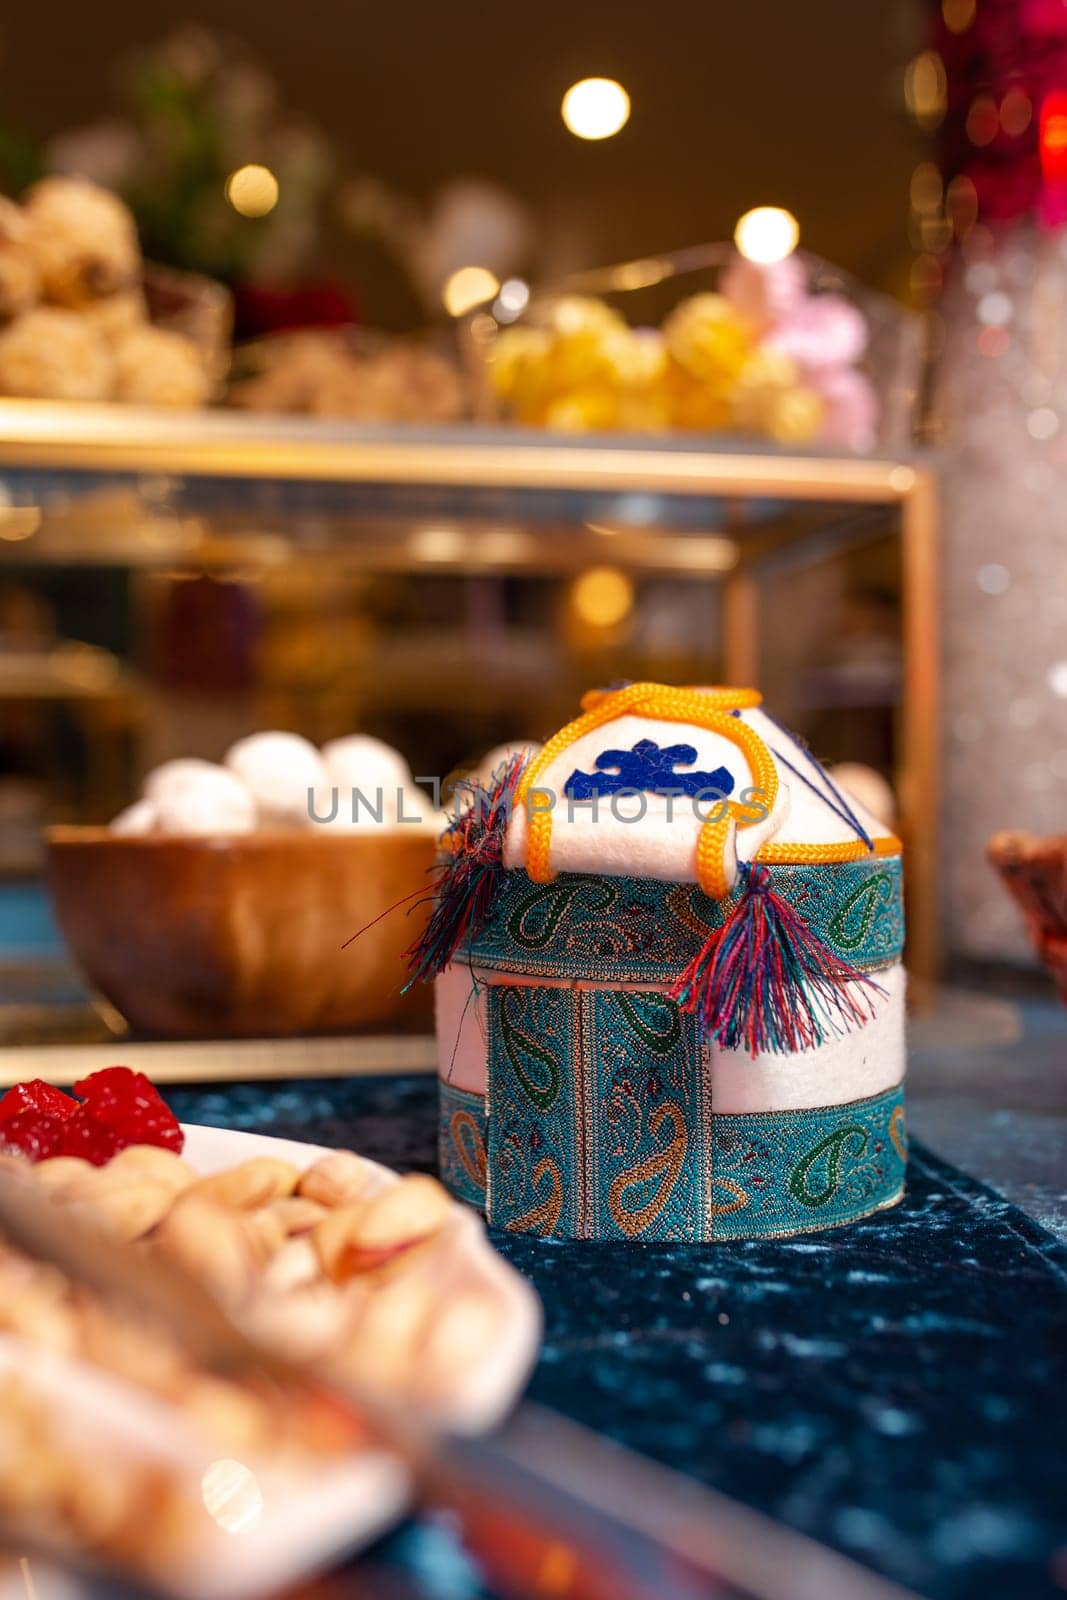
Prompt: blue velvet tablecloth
<box><xmin>163</xmin><ymin>1072</ymin><xmax>1067</xmax><ymax>1600</ymax></box>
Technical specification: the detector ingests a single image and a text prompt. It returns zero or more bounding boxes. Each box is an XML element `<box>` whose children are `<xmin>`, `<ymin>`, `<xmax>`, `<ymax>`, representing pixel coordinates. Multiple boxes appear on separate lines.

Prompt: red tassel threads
<box><xmin>403</xmin><ymin>755</ymin><xmax>527</xmax><ymax>988</ymax></box>
<box><xmin>668</xmin><ymin>865</ymin><xmax>884</xmax><ymax>1057</ymax></box>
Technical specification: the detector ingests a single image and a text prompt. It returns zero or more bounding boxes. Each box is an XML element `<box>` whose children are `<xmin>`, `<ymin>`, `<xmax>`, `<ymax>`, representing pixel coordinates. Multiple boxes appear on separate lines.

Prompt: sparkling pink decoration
<box><xmin>763</xmin><ymin>295</ymin><xmax>869</xmax><ymax>370</ymax></box>
<box><xmin>930</xmin><ymin>0</ymin><xmax>1067</xmax><ymax>966</ymax></box>
<box><xmin>935</xmin><ymin>0</ymin><xmax>1067</xmax><ymax>229</ymax></box>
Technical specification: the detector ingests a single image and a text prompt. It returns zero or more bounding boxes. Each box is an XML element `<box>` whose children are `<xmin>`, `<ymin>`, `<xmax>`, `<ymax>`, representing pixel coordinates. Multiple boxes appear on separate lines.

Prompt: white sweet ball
<box><xmin>308</xmin><ymin>778</ymin><xmax>438</xmax><ymax>831</ymax></box>
<box><xmin>143</xmin><ymin>758</ymin><xmax>223</xmax><ymax>805</ymax></box>
<box><xmin>831</xmin><ymin>763</ymin><xmax>896</xmax><ymax>829</ymax></box>
<box><xmin>153</xmin><ymin>766</ymin><xmax>257</xmax><ymax>835</ymax></box>
<box><xmin>110</xmin><ymin>799</ymin><xmax>158</xmax><ymax>836</ymax></box>
<box><xmin>394</xmin><ymin>785</ymin><xmax>436</xmax><ymax>822</ymax></box>
<box><xmin>322</xmin><ymin>735</ymin><xmax>413</xmax><ymax>798</ymax></box>
<box><xmin>308</xmin><ymin>782</ymin><xmax>386</xmax><ymax>830</ymax></box>
<box><xmin>225</xmin><ymin>732</ymin><xmax>327</xmax><ymax>826</ymax></box>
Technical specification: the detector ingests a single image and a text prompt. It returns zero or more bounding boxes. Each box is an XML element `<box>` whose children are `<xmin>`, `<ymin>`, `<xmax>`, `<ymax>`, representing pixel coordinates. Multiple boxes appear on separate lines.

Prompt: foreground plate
<box><xmin>181</xmin><ymin>1123</ymin><xmax>541</xmax><ymax>1436</ymax></box>
<box><xmin>1</xmin><ymin>1122</ymin><xmax>541</xmax><ymax>1600</ymax></box>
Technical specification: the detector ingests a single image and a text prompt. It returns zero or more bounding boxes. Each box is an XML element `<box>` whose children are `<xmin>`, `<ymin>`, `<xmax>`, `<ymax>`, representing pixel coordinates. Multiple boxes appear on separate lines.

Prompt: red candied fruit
<box><xmin>0</xmin><ymin>1108</ymin><xmax>65</xmax><ymax>1160</ymax></box>
<box><xmin>74</xmin><ymin>1066</ymin><xmax>183</xmax><ymax>1155</ymax></box>
<box><xmin>0</xmin><ymin>1079</ymin><xmax>77</xmax><ymax>1130</ymax></box>
<box><xmin>59</xmin><ymin>1103</ymin><xmax>123</xmax><ymax>1166</ymax></box>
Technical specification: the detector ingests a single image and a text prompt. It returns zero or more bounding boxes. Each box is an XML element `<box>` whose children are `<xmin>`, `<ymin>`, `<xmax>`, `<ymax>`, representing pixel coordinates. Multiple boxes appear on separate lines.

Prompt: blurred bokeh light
<box><xmin>733</xmin><ymin>205</ymin><xmax>799</xmax><ymax>263</ymax></box>
<box><xmin>225</xmin><ymin>163</ymin><xmax>280</xmax><ymax>218</ymax></box>
<box><xmin>561</xmin><ymin>78</ymin><xmax>631</xmax><ymax>141</ymax></box>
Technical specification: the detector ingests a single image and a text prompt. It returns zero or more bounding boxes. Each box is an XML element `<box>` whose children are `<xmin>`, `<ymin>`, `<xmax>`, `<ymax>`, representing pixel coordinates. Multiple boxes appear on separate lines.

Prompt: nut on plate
<box><xmin>298</xmin><ymin>1149</ymin><xmax>380</xmax><ymax>1209</ymax></box>
<box><xmin>313</xmin><ymin>1174</ymin><xmax>452</xmax><ymax>1282</ymax></box>
<box><xmin>152</xmin><ymin>1196</ymin><xmax>258</xmax><ymax>1304</ymax></box>
<box><xmin>184</xmin><ymin>1156</ymin><xmax>300</xmax><ymax>1210</ymax></box>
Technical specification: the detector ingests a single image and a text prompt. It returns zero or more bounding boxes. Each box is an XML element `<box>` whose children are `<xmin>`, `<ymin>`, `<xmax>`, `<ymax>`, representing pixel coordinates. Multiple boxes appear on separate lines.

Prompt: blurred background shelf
<box><xmin>0</xmin><ymin>406</ymin><xmax>939</xmax><ymax>1039</ymax></box>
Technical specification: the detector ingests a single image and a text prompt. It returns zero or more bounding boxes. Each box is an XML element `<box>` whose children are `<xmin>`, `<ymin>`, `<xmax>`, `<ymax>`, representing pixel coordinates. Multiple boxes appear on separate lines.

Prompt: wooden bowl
<box><xmin>47</xmin><ymin>827</ymin><xmax>437</xmax><ymax>1038</ymax></box>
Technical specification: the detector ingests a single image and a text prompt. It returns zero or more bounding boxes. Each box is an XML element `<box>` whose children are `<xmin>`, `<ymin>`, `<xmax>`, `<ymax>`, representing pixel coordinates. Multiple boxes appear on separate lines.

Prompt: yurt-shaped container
<box><xmin>424</xmin><ymin>684</ymin><xmax>906</xmax><ymax>1243</ymax></box>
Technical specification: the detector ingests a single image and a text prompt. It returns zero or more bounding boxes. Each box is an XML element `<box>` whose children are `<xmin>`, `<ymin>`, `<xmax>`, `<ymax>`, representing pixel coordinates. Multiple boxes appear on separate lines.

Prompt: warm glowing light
<box><xmin>225</xmin><ymin>164</ymin><xmax>279</xmax><ymax>218</ymax></box>
<box><xmin>442</xmin><ymin>265</ymin><xmax>500</xmax><ymax>317</ymax></box>
<box><xmin>946</xmin><ymin>174</ymin><xmax>979</xmax><ymax>235</ymax></box>
<box><xmin>966</xmin><ymin>95</ymin><xmax>999</xmax><ymax>147</ymax></box>
<box><xmin>609</xmin><ymin>257</ymin><xmax>669</xmax><ymax>291</ymax></box>
<box><xmin>733</xmin><ymin>206</ymin><xmax>799</xmax><ymax>264</ymax></box>
<box><xmin>910</xmin><ymin>162</ymin><xmax>943</xmax><ymax>215</ymax></box>
<box><xmin>1027</xmin><ymin>407</ymin><xmax>1059</xmax><ymax>440</ymax></box>
<box><xmin>561</xmin><ymin>78</ymin><xmax>631</xmax><ymax>140</ymax></box>
<box><xmin>977</xmin><ymin>326</ymin><xmax>1010</xmax><ymax>358</ymax></box>
<box><xmin>977</xmin><ymin>291</ymin><xmax>1012</xmax><ymax>326</ymax></box>
<box><xmin>570</xmin><ymin>566</ymin><xmax>635</xmax><ymax>628</ymax></box>
<box><xmin>1040</xmin><ymin>91</ymin><xmax>1067</xmax><ymax>181</ymax></box>
<box><xmin>910</xmin><ymin>253</ymin><xmax>943</xmax><ymax>302</ymax></box>
<box><xmin>942</xmin><ymin>0</ymin><xmax>975</xmax><ymax>32</ymax></box>
<box><xmin>474</xmin><ymin>529</ymin><xmax>531</xmax><ymax>564</ymax></box>
<box><xmin>468</xmin><ymin>311</ymin><xmax>498</xmax><ymax>344</ymax></box>
<box><xmin>409</xmin><ymin>526</ymin><xmax>465</xmax><ymax>562</ymax></box>
<box><xmin>920</xmin><ymin>215</ymin><xmax>952</xmax><ymax>252</ymax></box>
<box><xmin>905</xmin><ymin>51</ymin><xmax>947</xmax><ymax>129</ymax></box>
<box><xmin>1001</xmin><ymin>88</ymin><xmax>1032</xmax><ymax>137</ymax></box>
<box><xmin>0</xmin><ymin>507</ymin><xmax>41</xmax><ymax>541</ymax></box>
<box><xmin>201</xmin><ymin>1461</ymin><xmax>263</xmax><ymax>1534</ymax></box>
<box><xmin>493</xmin><ymin>277</ymin><xmax>529</xmax><ymax>322</ymax></box>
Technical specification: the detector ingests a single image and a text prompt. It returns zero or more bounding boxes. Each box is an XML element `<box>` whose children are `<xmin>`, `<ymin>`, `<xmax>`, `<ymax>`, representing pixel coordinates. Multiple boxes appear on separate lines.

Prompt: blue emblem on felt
<box><xmin>565</xmin><ymin>738</ymin><xmax>735</xmax><ymax>801</ymax></box>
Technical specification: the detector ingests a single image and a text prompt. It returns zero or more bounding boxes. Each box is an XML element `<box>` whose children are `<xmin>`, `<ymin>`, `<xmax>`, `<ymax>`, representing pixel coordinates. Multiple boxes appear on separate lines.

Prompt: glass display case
<box><xmin>0</xmin><ymin>399</ymin><xmax>939</xmax><ymax>1061</ymax></box>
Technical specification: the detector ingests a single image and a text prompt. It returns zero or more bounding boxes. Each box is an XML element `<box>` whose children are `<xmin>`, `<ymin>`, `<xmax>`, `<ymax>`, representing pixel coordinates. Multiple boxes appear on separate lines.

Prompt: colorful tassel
<box><xmin>403</xmin><ymin>755</ymin><xmax>527</xmax><ymax>988</ymax></box>
<box><xmin>667</xmin><ymin>863</ymin><xmax>885</xmax><ymax>1057</ymax></box>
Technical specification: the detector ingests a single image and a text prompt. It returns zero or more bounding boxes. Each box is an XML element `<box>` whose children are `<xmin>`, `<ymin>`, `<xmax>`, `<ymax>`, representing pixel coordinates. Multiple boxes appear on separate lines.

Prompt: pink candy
<box><xmin>720</xmin><ymin>254</ymin><xmax>807</xmax><ymax>336</ymax></box>
<box><xmin>763</xmin><ymin>295</ymin><xmax>868</xmax><ymax>370</ymax></box>
<box><xmin>722</xmin><ymin>254</ymin><xmax>878</xmax><ymax>449</ymax></box>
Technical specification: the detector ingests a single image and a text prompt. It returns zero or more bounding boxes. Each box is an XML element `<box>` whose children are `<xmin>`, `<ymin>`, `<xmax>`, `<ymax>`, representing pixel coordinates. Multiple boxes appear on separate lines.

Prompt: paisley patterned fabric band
<box><xmin>463</xmin><ymin>856</ymin><xmax>904</xmax><ymax>983</ymax></box>
<box><xmin>438</xmin><ymin>980</ymin><xmax>906</xmax><ymax>1241</ymax></box>
<box><xmin>438</xmin><ymin>1079</ymin><xmax>489</xmax><ymax>1209</ymax></box>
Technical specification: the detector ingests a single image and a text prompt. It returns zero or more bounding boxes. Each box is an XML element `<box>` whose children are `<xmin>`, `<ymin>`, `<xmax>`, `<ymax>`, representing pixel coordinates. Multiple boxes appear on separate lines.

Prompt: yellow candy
<box><xmin>544</xmin><ymin>389</ymin><xmax>621</xmax><ymax>431</ymax></box>
<box><xmin>489</xmin><ymin>327</ymin><xmax>549</xmax><ymax>401</ymax></box>
<box><xmin>662</xmin><ymin>359</ymin><xmax>733</xmax><ymax>432</ymax></box>
<box><xmin>662</xmin><ymin>293</ymin><xmax>751</xmax><ymax>391</ymax></box>
<box><xmin>489</xmin><ymin>290</ymin><xmax>808</xmax><ymax>440</ymax></box>
<box><xmin>547</xmin><ymin>296</ymin><xmax>627</xmax><ymax>341</ymax></box>
<box><xmin>730</xmin><ymin>348</ymin><xmax>801</xmax><ymax>434</ymax></box>
<box><xmin>617</xmin><ymin>328</ymin><xmax>667</xmax><ymax>387</ymax></box>
<box><xmin>763</xmin><ymin>385</ymin><xmax>825</xmax><ymax>444</ymax></box>
<box><xmin>544</xmin><ymin>324</ymin><xmax>631</xmax><ymax>392</ymax></box>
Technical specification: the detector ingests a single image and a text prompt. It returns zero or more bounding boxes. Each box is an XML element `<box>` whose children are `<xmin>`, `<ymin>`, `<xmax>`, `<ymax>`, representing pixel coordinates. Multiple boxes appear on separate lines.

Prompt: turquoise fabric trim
<box><xmin>464</xmin><ymin>856</ymin><xmax>903</xmax><ymax>982</ymax></box>
<box><xmin>437</xmin><ymin>1079</ymin><xmax>488</xmax><ymax>1209</ymax></box>
<box><xmin>706</xmin><ymin>1086</ymin><xmax>906</xmax><ymax>1240</ymax></box>
<box><xmin>444</xmin><ymin>984</ymin><xmax>906</xmax><ymax>1241</ymax></box>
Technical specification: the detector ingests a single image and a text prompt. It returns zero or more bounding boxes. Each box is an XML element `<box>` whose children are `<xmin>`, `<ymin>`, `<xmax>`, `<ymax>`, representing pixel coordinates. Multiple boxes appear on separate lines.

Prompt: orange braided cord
<box><xmin>578</xmin><ymin>685</ymin><xmax>763</xmax><ymax>714</ymax></box>
<box><xmin>758</xmin><ymin>835</ymin><xmax>902</xmax><ymax>864</ymax></box>
<box><xmin>516</xmin><ymin>684</ymin><xmax>778</xmax><ymax>897</ymax></box>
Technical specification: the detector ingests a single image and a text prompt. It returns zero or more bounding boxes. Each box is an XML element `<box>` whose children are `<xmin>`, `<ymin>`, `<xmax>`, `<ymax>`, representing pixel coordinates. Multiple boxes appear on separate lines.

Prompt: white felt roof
<box><xmin>502</xmin><ymin>705</ymin><xmax>889</xmax><ymax>888</ymax></box>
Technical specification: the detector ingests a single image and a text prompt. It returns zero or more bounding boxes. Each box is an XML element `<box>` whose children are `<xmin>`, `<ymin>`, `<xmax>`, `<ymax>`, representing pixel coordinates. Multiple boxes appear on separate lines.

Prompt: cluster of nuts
<box><xmin>3</xmin><ymin>1144</ymin><xmax>504</xmax><ymax>1411</ymax></box>
<box><xmin>229</xmin><ymin>329</ymin><xmax>469</xmax><ymax>422</ymax></box>
<box><xmin>0</xmin><ymin>1376</ymin><xmax>192</xmax><ymax>1576</ymax></box>
<box><xmin>0</xmin><ymin>177</ymin><xmax>213</xmax><ymax>407</ymax></box>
